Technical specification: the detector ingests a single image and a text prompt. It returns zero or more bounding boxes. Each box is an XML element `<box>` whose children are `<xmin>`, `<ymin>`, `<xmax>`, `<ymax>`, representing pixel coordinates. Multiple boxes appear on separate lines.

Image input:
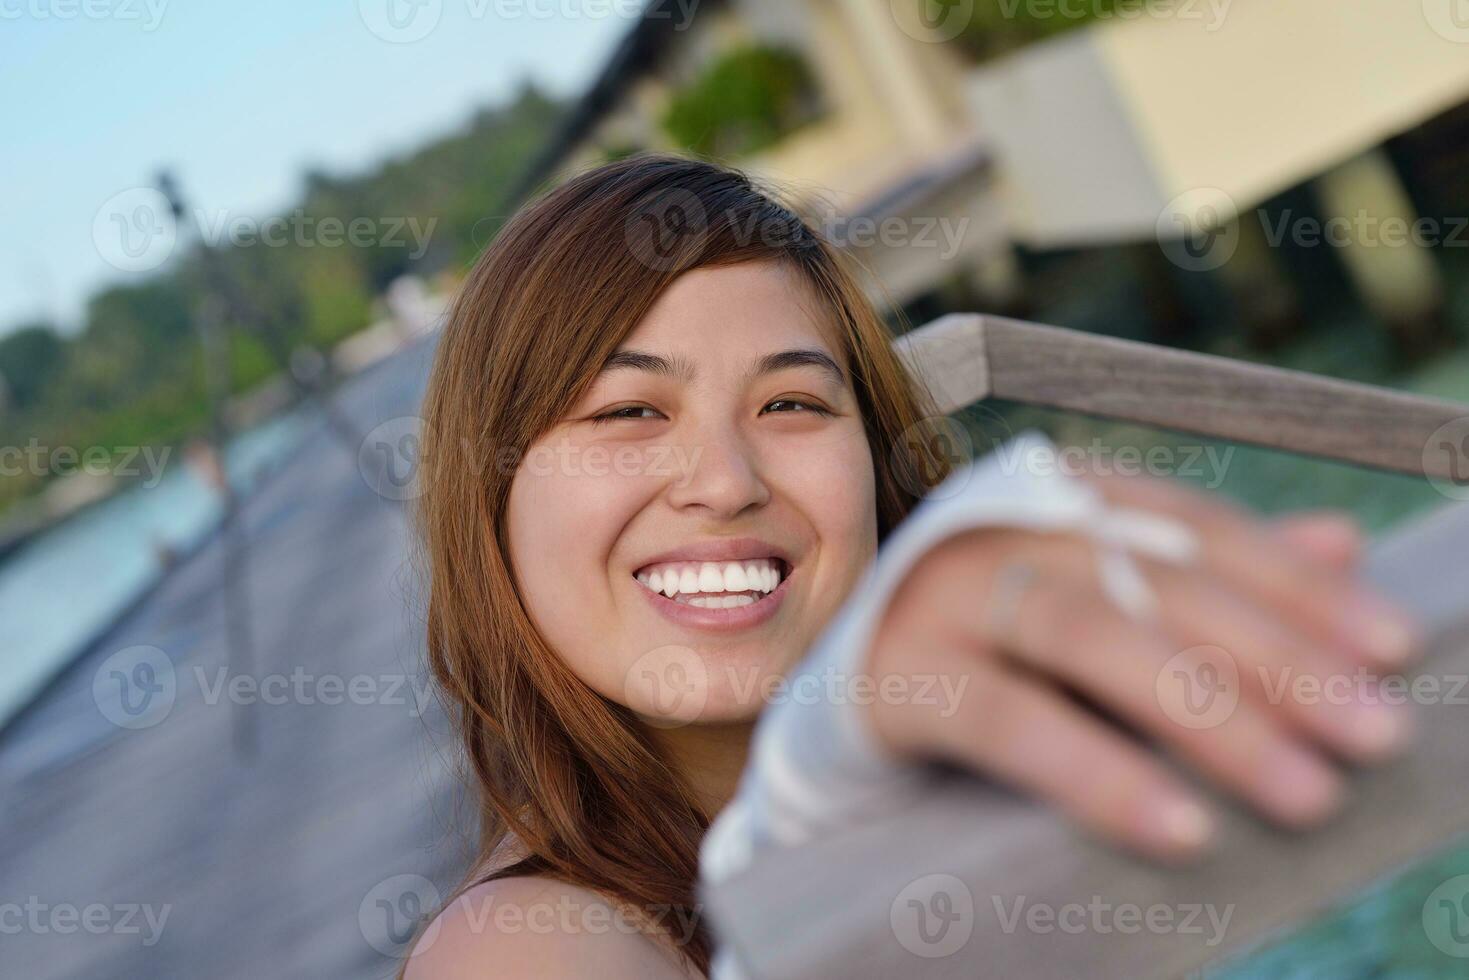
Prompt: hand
<box><xmin>863</xmin><ymin>471</ymin><xmax>1424</xmax><ymax>862</ymax></box>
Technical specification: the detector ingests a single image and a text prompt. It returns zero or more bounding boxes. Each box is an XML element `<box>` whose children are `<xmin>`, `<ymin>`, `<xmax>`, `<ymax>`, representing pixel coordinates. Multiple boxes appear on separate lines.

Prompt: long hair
<box><xmin>413</xmin><ymin>153</ymin><xmax>952</xmax><ymax>975</ymax></box>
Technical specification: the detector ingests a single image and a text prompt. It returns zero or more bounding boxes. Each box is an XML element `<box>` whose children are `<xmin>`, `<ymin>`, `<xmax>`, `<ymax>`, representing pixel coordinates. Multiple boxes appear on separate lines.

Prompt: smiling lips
<box><xmin>634</xmin><ymin>558</ymin><xmax>786</xmax><ymax>608</ymax></box>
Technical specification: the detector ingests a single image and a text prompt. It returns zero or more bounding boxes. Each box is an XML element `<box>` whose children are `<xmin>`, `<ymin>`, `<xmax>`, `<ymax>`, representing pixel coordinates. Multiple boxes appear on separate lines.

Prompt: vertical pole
<box><xmin>158</xmin><ymin>171</ymin><xmax>259</xmax><ymax>761</ymax></box>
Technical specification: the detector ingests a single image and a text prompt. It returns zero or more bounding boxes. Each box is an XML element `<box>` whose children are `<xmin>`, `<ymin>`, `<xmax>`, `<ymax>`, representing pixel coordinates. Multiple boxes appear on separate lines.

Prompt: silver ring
<box><xmin>983</xmin><ymin>561</ymin><xmax>1039</xmax><ymax>642</ymax></box>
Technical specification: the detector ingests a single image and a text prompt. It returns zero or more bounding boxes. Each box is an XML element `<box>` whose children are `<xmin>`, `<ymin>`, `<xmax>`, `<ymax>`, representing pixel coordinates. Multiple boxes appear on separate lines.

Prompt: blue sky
<box><xmin>0</xmin><ymin>0</ymin><xmax>634</xmax><ymax>335</ymax></box>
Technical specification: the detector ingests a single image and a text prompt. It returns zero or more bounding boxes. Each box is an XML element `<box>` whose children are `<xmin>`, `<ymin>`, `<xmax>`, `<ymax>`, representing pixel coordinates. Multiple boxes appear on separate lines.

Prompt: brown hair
<box><xmin>413</xmin><ymin>153</ymin><xmax>950</xmax><ymax>975</ymax></box>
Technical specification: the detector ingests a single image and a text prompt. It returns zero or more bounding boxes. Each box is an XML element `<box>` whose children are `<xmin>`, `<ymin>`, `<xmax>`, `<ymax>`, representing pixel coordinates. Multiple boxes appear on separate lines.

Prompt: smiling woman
<box><xmin>407</xmin><ymin>155</ymin><xmax>947</xmax><ymax>978</ymax></box>
<box><xmin>405</xmin><ymin>155</ymin><xmax>1422</xmax><ymax>980</ymax></box>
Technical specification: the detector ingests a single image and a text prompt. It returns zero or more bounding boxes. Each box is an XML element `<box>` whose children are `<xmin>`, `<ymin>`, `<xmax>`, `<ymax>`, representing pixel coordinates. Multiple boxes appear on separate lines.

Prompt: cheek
<box><xmin>505</xmin><ymin>454</ymin><xmax>646</xmax><ymax>687</ymax></box>
<box><xmin>774</xmin><ymin>428</ymin><xmax>880</xmax><ymax>614</ymax></box>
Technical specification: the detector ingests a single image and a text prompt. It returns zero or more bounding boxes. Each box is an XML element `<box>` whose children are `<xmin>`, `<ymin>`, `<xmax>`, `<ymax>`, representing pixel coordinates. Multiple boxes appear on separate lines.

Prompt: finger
<box><xmin>984</xmin><ymin>568</ymin><xmax>1345</xmax><ymax>829</ymax></box>
<box><xmin>1084</xmin><ymin>472</ymin><xmax>1420</xmax><ymax>669</ymax></box>
<box><xmin>919</xmin><ymin>654</ymin><xmax>1215</xmax><ymax>863</ymax></box>
<box><xmin>1270</xmin><ymin>512</ymin><xmax>1363</xmax><ymax>570</ymax></box>
<box><xmin>960</xmin><ymin>519</ymin><xmax>1407</xmax><ymax>763</ymax></box>
<box><xmin>1147</xmin><ymin>564</ymin><xmax>1414</xmax><ymax>764</ymax></box>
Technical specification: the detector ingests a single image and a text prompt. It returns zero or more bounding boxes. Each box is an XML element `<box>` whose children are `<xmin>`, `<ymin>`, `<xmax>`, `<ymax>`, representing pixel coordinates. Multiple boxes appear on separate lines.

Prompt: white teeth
<box><xmin>682</xmin><ymin>594</ymin><xmax>757</xmax><ymax>609</ymax></box>
<box><xmin>635</xmin><ymin>557</ymin><xmax>785</xmax><ymax>600</ymax></box>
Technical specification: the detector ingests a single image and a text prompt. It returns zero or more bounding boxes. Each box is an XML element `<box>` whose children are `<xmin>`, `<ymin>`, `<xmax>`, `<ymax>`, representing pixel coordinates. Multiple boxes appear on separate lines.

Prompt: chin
<box><xmin>694</xmin><ymin>681</ymin><xmax>777</xmax><ymax>725</ymax></box>
<box><xmin>618</xmin><ymin>641</ymin><xmax>798</xmax><ymax>728</ymax></box>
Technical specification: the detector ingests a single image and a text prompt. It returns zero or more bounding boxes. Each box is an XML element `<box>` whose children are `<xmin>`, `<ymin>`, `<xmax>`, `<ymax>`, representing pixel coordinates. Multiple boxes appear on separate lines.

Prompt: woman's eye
<box><xmin>762</xmin><ymin>399</ymin><xmax>832</xmax><ymax>416</ymax></box>
<box><xmin>591</xmin><ymin>405</ymin><xmax>663</xmax><ymax>424</ymax></box>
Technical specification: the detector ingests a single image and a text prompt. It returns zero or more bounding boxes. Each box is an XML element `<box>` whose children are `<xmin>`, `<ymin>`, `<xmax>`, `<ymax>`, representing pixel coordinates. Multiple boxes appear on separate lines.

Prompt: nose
<box><xmin>665</xmin><ymin>422</ymin><xmax>771</xmax><ymax>519</ymax></box>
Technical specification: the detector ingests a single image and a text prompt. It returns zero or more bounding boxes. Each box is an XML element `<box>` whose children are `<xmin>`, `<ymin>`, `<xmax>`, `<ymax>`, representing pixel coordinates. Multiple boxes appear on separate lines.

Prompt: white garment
<box><xmin>698</xmin><ymin>432</ymin><xmax>1197</xmax><ymax>980</ymax></box>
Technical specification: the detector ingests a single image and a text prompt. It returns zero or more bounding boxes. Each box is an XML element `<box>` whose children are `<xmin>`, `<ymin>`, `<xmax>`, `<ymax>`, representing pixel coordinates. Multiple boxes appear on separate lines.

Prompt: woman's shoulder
<box><xmin>403</xmin><ymin>874</ymin><xmax>702</xmax><ymax>980</ymax></box>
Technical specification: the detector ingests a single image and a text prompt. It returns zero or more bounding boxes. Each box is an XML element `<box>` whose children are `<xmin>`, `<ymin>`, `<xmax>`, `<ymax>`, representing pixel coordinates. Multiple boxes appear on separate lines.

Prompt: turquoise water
<box><xmin>0</xmin><ymin>410</ymin><xmax>310</xmax><ymax>729</ymax></box>
<box><xmin>1202</xmin><ymin>838</ymin><xmax>1469</xmax><ymax>978</ymax></box>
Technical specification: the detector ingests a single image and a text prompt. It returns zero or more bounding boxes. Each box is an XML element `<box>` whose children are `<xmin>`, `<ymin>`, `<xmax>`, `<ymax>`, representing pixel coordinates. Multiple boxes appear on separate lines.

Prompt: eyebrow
<box><xmin>598</xmin><ymin>347</ymin><xmax>848</xmax><ymax>389</ymax></box>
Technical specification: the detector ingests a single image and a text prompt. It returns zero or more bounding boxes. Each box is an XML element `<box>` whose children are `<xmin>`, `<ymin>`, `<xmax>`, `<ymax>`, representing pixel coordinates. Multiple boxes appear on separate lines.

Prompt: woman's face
<box><xmin>506</xmin><ymin>259</ymin><xmax>879</xmax><ymax>725</ymax></box>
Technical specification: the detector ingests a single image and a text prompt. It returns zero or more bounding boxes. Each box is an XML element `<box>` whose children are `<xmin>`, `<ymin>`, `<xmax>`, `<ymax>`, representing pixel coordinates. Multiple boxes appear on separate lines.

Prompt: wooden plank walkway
<box><xmin>0</xmin><ymin>338</ymin><xmax>471</xmax><ymax>979</ymax></box>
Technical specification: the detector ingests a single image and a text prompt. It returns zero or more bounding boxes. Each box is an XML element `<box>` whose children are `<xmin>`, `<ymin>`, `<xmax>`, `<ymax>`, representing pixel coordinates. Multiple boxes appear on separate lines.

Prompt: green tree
<box><xmin>0</xmin><ymin>323</ymin><xmax>65</xmax><ymax>412</ymax></box>
<box><xmin>662</xmin><ymin>45</ymin><xmax>823</xmax><ymax>160</ymax></box>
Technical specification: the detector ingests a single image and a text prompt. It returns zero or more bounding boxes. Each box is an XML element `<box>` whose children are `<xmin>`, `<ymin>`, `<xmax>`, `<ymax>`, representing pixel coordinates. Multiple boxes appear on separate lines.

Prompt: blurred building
<box><xmin>512</xmin><ymin>0</ymin><xmax>1003</xmax><ymax>312</ymax></box>
<box><xmin>515</xmin><ymin>0</ymin><xmax>1469</xmax><ymax>347</ymax></box>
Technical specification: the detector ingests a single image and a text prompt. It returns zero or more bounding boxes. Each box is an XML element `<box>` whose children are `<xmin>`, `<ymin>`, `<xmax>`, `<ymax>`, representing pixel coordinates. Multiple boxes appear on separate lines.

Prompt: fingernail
<box><xmin>1157</xmin><ymin>797</ymin><xmax>1215</xmax><ymax>851</ymax></box>
<box><xmin>1267</xmin><ymin>747</ymin><xmax>1342</xmax><ymax>825</ymax></box>
<box><xmin>1348</xmin><ymin>701</ymin><xmax>1415</xmax><ymax>759</ymax></box>
<box><xmin>1340</xmin><ymin>597</ymin><xmax>1419</xmax><ymax>665</ymax></box>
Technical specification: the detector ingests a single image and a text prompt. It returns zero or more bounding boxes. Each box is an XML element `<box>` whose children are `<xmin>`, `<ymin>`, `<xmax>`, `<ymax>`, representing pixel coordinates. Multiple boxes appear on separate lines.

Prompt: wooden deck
<box><xmin>0</xmin><ymin>338</ymin><xmax>472</xmax><ymax>979</ymax></box>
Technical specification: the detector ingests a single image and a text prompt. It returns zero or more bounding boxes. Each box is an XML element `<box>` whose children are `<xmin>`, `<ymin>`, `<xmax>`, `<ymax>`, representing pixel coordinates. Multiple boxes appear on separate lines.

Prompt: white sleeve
<box><xmin>698</xmin><ymin>432</ymin><xmax>1197</xmax><ymax>977</ymax></box>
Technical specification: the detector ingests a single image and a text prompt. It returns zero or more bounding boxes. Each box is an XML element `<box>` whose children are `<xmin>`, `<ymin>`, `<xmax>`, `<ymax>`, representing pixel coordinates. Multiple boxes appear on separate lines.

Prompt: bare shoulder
<box><xmin>402</xmin><ymin>875</ymin><xmax>703</xmax><ymax>980</ymax></box>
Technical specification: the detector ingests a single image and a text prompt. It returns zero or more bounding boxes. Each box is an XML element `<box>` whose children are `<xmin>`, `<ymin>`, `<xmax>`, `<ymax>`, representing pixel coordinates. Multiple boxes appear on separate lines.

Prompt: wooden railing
<box><xmin>704</xmin><ymin>316</ymin><xmax>1469</xmax><ymax>980</ymax></box>
<box><xmin>895</xmin><ymin>313</ymin><xmax>1469</xmax><ymax>478</ymax></box>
